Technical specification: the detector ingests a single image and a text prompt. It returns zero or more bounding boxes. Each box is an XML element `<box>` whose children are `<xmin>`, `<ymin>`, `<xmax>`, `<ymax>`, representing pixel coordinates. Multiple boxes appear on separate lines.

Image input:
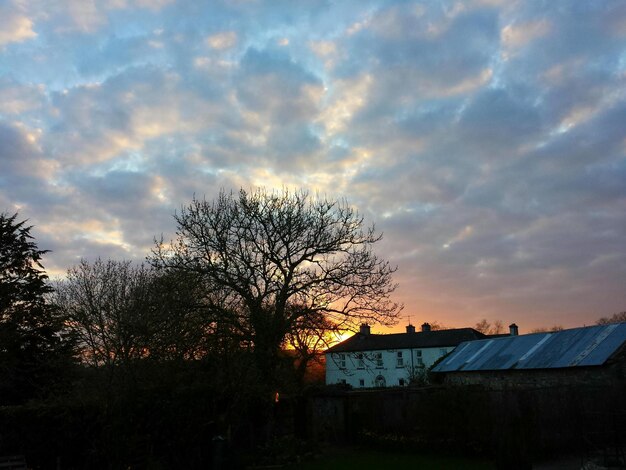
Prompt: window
<box><xmin>415</xmin><ymin>350</ymin><xmax>424</xmax><ymax>367</ymax></box>
<box><xmin>357</xmin><ymin>353</ymin><xmax>364</xmax><ymax>369</ymax></box>
<box><xmin>399</xmin><ymin>378</ymin><xmax>405</xmax><ymax>386</ymax></box>
<box><xmin>338</xmin><ymin>353</ymin><xmax>346</xmax><ymax>369</ymax></box>
<box><xmin>359</xmin><ymin>379</ymin><xmax>365</xmax><ymax>387</ymax></box>
<box><xmin>375</xmin><ymin>352</ymin><xmax>384</xmax><ymax>368</ymax></box>
<box><xmin>396</xmin><ymin>351</ymin><xmax>404</xmax><ymax>367</ymax></box>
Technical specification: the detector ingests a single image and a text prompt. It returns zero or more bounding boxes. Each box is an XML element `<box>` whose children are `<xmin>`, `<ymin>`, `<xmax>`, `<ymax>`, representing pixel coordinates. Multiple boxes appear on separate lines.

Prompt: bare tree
<box><xmin>284</xmin><ymin>305</ymin><xmax>340</xmax><ymax>385</ymax></box>
<box><xmin>474</xmin><ymin>318</ymin><xmax>504</xmax><ymax>335</ymax></box>
<box><xmin>55</xmin><ymin>258</ymin><xmax>153</xmax><ymax>370</ymax></box>
<box><xmin>596</xmin><ymin>311</ymin><xmax>626</xmax><ymax>325</ymax></box>
<box><xmin>150</xmin><ymin>188</ymin><xmax>402</xmax><ymax>379</ymax></box>
<box><xmin>530</xmin><ymin>325</ymin><xmax>564</xmax><ymax>333</ymax></box>
<box><xmin>427</xmin><ymin>321</ymin><xmax>449</xmax><ymax>331</ymax></box>
<box><xmin>142</xmin><ymin>268</ymin><xmax>221</xmax><ymax>361</ymax></box>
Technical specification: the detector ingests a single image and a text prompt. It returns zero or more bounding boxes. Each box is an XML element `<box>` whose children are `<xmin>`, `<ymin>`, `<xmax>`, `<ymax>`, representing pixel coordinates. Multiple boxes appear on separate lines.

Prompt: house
<box><xmin>431</xmin><ymin>322</ymin><xmax>626</xmax><ymax>389</ymax></box>
<box><xmin>324</xmin><ymin>322</ymin><xmax>490</xmax><ymax>388</ymax></box>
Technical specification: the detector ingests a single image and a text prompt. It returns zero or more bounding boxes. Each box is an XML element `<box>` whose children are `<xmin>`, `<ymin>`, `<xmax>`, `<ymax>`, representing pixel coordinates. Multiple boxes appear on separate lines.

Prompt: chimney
<box><xmin>360</xmin><ymin>324</ymin><xmax>371</xmax><ymax>335</ymax></box>
<box><xmin>406</xmin><ymin>324</ymin><xmax>415</xmax><ymax>334</ymax></box>
<box><xmin>421</xmin><ymin>322</ymin><xmax>431</xmax><ymax>332</ymax></box>
<box><xmin>509</xmin><ymin>323</ymin><xmax>519</xmax><ymax>336</ymax></box>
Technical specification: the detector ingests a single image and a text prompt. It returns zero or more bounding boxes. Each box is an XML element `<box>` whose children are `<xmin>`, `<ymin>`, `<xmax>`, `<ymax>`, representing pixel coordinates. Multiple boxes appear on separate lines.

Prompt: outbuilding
<box><xmin>431</xmin><ymin>322</ymin><xmax>626</xmax><ymax>389</ymax></box>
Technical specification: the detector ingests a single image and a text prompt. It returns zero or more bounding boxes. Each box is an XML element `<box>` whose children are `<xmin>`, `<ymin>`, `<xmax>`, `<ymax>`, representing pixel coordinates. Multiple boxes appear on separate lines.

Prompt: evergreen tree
<box><xmin>0</xmin><ymin>212</ymin><xmax>74</xmax><ymax>404</ymax></box>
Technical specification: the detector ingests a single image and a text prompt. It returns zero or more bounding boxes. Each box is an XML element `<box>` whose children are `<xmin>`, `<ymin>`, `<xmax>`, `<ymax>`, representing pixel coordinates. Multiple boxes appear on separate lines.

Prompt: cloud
<box><xmin>44</xmin><ymin>65</ymin><xmax>236</xmax><ymax>165</ymax></box>
<box><xmin>52</xmin><ymin>0</ymin><xmax>108</xmax><ymax>34</ymax></box>
<box><xmin>75</xmin><ymin>33</ymin><xmax>170</xmax><ymax>76</ymax></box>
<box><xmin>132</xmin><ymin>0</ymin><xmax>174</xmax><ymax>11</ymax></box>
<box><xmin>0</xmin><ymin>120</ymin><xmax>52</xmax><ymax>180</ymax></box>
<box><xmin>501</xmin><ymin>19</ymin><xmax>551</xmax><ymax>57</ymax></box>
<box><xmin>0</xmin><ymin>2</ymin><xmax>37</xmax><ymax>46</ymax></box>
<box><xmin>317</xmin><ymin>74</ymin><xmax>372</xmax><ymax>136</ymax></box>
<box><xmin>1</xmin><ymin>0</ymin><xmax>625</xmax><ymax>330</ymax></box>
<box><xmin>206</xmin><ymin>31</ymin><xmax>238</xmax><ymax>50</ymax></box>
<box><xmin>235</xmin><ymin>48</ymin><xmax>323</xmax><ymax>121</ymax></box>
<box><xmin>455</xmin><ymin>87</ymin><xmax>543</xmax><ymax>156</ymax></box>
<box><xmin>0</xmin><ymin>78</ymin><xmax>45</xmax><ymax>115</ymax></box>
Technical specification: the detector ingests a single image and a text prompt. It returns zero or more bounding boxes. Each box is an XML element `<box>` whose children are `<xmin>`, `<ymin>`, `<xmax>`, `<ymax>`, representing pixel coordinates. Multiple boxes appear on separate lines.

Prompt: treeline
<box><xmin>0</xmin><ymin>188</ymin><xmax>402</xmax><ymax>468</ymax></box>
<box><xmin>0</xmin><ymin>217</ymin><xmax>275</xmax><ymax>468</ymax></box>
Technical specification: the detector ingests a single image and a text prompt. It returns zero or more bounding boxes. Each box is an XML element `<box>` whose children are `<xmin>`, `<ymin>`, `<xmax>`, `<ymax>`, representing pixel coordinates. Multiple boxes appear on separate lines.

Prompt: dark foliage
<box><xmin>306</xmin><ymin>383</ymin><xmax>626</xmax><ymax>467</ymax></box>
<box><xmin>0</xmin><ymin>212</ymin><xmax>74</xmax><ymax>404</ymax></box>
<box><xmin>0</xmin><ymin>354</ymin><xmax>274</xmax><ymax>469</ymax></box>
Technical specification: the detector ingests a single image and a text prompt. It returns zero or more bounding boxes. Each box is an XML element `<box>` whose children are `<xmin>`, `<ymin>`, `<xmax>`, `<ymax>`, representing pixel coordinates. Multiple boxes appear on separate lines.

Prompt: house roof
<box><xmin>432</xmin><ymin>322</ymin><xmax>626</xmax><ymax>373</ymax></box>
<box><xmin>325</xmin><ymin>328</ymin><xmax>488</xmax><ymax>354</ymax></box>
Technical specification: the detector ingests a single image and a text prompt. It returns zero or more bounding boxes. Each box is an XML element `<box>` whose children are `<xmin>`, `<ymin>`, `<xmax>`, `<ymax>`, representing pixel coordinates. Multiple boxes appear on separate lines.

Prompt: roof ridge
<box><xmin>325</xmin><ymin>327</ymin><xmax>486</xmax><ymax>353</ymax></box>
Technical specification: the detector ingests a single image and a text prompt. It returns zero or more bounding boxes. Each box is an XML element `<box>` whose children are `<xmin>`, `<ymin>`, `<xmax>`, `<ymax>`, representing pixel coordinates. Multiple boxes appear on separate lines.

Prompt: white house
<box><xmin>325</xmin><ymin>323</ymin><xmax>491</xmax><ymax>388</ymax></box>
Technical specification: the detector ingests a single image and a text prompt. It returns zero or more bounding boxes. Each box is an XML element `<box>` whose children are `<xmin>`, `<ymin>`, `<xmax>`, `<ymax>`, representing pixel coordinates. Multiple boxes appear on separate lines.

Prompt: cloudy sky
<box><xmin>1</xmin><ymin>0</ymin><xmax>625</xmax><ymax>332</ymax></box>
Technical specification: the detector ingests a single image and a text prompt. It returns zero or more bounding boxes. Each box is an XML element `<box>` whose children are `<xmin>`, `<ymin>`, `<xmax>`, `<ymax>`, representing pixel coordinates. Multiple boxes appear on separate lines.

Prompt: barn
<box><xmin>431</xmin><ymin>322</ymin><xmax>626</xmax><ymax>389</ymax></box>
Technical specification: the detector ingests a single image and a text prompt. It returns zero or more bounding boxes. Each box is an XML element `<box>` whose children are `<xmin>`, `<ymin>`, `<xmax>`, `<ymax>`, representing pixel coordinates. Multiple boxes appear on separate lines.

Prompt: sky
<box><xmin>1</xmin><ymin>0</ymin><xmax>625</xmax><ymax>333</ymax></box>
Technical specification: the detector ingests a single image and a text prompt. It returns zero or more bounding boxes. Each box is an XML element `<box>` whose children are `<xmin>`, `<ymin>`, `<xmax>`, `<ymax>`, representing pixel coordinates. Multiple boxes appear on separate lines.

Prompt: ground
<box><xmin>282</xmin><ymin>447</ymin><xmax>494</xmax><ymax>470</ymax></box>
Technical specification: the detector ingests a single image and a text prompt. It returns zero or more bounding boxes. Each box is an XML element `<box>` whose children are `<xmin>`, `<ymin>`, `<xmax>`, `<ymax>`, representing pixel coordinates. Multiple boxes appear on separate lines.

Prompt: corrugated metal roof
<box><xmin>325</xmin><ymin>328</ymin><xmax>487</xmax><ymax>354</ymax></box>
<box><xmin>432</xmin><ymin>322</ymin><xmax>626</xmax><ymax>372</ymax></box>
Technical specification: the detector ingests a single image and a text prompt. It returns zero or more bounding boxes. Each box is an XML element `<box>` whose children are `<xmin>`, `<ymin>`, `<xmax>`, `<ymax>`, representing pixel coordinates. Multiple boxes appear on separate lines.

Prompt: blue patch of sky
<box><xmin>617</xmin><ymin>51</ymin><xmax>626</xmax><ymax>75</ymax></box>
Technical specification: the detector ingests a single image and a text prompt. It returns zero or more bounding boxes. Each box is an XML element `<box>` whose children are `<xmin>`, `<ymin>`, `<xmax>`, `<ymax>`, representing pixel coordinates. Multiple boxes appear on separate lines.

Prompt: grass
<box><xmin>282</xmin><ymin>447</ymin><xmax>495</xmax><ymax>470</ymax></box>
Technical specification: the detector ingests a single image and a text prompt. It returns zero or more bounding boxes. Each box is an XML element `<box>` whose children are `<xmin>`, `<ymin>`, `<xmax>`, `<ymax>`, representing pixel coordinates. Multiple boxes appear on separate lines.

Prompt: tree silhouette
<box><xmin>596</xmin><ymin>311</ymin><xmax>626</xmax><ymax>325</ymax></box>
<box><xmin>54</xmin><ymin>258</ymin><xmax>154</xmax><ymax>370</ymax></box>
<box><xmin>151</xmin><ymin>188</ymin><xmax>402</xmax><ymax>382</ymax></box>
<box><xmin>55</xmin><ymin>259</ymin><xmax>215</xmax><ymax>368</ymax></box>
<box><xmin>0</xmin><ymin>212</ymin><xmax>73</xmax><ymax>403</ymax></box>
<box><xmin>284</xmin><ymin>305</ymin><xmax>339</xmax><ymax>385</ymax></box>
<box><xmin>474</xmin><ymin>318</ymin><xmax>504</xmax><ymax>335</ymax></box>
<box><xmin>529</xmin><ymin>325</ymin><xmax>564</xmax><ymax>333</ymax></box>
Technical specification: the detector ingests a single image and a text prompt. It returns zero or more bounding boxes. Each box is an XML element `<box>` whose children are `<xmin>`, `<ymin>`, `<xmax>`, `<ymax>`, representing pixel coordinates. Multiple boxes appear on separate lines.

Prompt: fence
<box><xmin>302</xmin><ymin>383</ymin><xmax>626</xmax><ymax>466</ymax></box>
